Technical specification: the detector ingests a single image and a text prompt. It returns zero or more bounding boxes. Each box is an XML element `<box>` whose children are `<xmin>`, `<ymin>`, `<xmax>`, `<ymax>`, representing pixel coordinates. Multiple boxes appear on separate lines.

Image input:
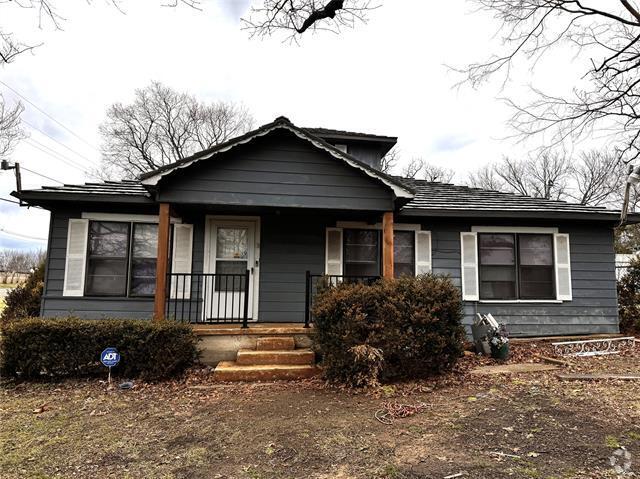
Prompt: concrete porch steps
<box><xmin>213</xmin><ymin>362</ymin><xmax>320</xmax><ymax>381</ymax></box>
<box><xmin>213</xmin><ymin>335</ymin><xmax>320</xmax><ymax>381</ymax></box>
<box><xmin>236</xmin><ymin>348</ymin><xmax>315</xmax><ymax>365</ymax></box>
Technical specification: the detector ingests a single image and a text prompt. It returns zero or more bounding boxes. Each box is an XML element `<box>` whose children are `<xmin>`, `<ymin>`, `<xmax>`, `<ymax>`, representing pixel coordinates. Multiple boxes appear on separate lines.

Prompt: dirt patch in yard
<box><xmin>2</xmin><ymin>342</ymin><xmax>640</xmax><ymax>478</ymax></box>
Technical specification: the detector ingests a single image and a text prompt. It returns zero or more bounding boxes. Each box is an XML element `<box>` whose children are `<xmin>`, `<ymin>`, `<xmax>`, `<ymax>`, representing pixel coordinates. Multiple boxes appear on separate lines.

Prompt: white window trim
<box><xmin>471</xmin><ymin>225</ymin><xmax>562</xmax><ymax>303</ymax></box>
<box><xmin>335</xmin><ymin>221</ymin><xmax>427</xmax><ymax>276</ymax></box>
<box><xmin>81</xmin><ymin>212</ymin><xmax>182</xmax><ymax>223</ymax></box>
<box><xmin>336</xmin><ymin>221</ymin><xmax>421</xmax><ymax>231</ymax></box>
<box><xmin>471</xmin><ymin>226</ymin><xmax>558</xmax><ymax>234</ymax></box>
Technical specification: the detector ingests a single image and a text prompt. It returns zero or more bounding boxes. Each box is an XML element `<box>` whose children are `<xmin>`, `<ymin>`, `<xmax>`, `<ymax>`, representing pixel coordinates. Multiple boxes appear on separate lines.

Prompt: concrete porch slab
<box><xmin>192</xmin><ymin>322</ymin><xmax>313</xmax><ymax>336</ymax></box>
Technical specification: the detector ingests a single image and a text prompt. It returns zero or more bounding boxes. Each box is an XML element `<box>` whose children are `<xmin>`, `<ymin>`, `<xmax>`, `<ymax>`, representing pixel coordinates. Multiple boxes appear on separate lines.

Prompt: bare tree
<box><xmin>0</xmin><ymin>249</ymin><xmax>45</xmax><ymax>272</ymax></box>
<box><xmin>99</xmin><ymin>82</ymin><xmax>254</xmax><ymax>179</ymax></box>
<box><xmin>467</xmin><ymin>149</ymin><xmax>636</xmax><ymax>209</ymax></box>
<box><xmin>422</xmin><ymin>163</ymin><xmax>455</xmax><ymax>183</ymax></box>
<box><xmin>379</xmin><ymin>145</ymin><xmax>399</xmax><ymax>174</ymax></box>
<box><xmin>467</xmin><ymin>164</ymin><xmax>505</xmax><ymax>191</ymax></box>
<box><xmin>460</xmin><ymin>1</ymin><xmax>640</xmax><ymax>164</ymax></box>
<box><xmin>0</xmin><ymin>94</ymin><xmax>26</xmax><ymax>160</ymax></box>
<box><xmin>468</xmin><ymin>153</ymin><xmax>571</xmax><ymax>200</ymax></box>
<box><xmin>0</xmin><ymin>1</ymin><xmax>201</xmax><ymax>65</ymax></box>
<box><xmin>570</xmin><ymin>151</ymin><xmax>623</xmax><ymax>207</ymax></box>
<box><xmin>242</xmin><ymin>0</ymin><xmax>378</xmax><ymax>40</ymax></box>
<box><xmin>400</xmin><ymin>157</ymin><xmax>423</xmax><ymax>179</ymax></box>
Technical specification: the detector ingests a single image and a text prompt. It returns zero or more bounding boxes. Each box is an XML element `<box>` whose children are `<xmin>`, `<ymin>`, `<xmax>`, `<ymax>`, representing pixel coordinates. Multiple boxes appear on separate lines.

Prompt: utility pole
<box><xmin>1</xmin><ymin>160</ymin><xmax>23</xmax><ymax>206</ymax></box>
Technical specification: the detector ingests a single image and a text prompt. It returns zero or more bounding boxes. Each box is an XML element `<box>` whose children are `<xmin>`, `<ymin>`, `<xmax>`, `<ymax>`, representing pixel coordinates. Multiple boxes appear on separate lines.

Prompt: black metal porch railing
<box><xmin>304</xmin><ymin>271</ymin><xmax>381</xmax><ymax>328</ymax></box>
<box><xmin>166</xmin><ymin>271</ymin><xmax>250</xmax><ymax>326</ymax></box>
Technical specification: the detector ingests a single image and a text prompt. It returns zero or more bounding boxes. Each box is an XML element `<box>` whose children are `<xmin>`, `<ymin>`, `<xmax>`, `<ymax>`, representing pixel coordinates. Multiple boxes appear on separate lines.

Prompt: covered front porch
<box><xmin>152</xmin><ymin>204</ymin><xmax>397</xmax><ymax>325</ymax></box>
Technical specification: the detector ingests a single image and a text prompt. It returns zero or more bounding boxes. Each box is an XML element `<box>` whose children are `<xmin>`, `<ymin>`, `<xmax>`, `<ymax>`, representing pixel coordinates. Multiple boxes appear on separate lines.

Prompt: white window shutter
<box><xmin>554</xmin><ymin>233</ymin><xmax>572</xmax><ymax>301</ymax></box>
<box><xmin>325</xmin><ymin>228</ymin><xmax>343</xmax><ymax>275</ymax></box>
<box><xmin>170</xmin><ymin>224</ymin><xmax>193</xmax><ymax>299</ymax></box>
<box><xmin>460</xmin><ymin>232</ymin><xmax>479</xmax><ymax>301</ymax></box>
<box><xmin>63</xmin><ymin>218</ymin><xmax>89</xmax><ymax>297</ymax></box>
<box><xmin>415</xmin><ymin>230</ymin><xmax>432</xmax><ymax>275</ymax></box>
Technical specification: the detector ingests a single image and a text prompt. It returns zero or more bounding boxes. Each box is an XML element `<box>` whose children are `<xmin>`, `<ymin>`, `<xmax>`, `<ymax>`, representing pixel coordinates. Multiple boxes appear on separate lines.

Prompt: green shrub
<box><xmin>0</xmin><ymin>317</ymin><xmax>200</xmax><ymax>380</ymax></box>
<box><xmin>618</xmin><ymin>256</ymin><xmax>640</xmax><ymax>334</ymax></box>
<box><xmin>0</xmin><ymin>261</ymin><xmax>44</xmax><ymax>323</ymax></box>
<box><xmin>312</xmin><ymin>275</ymin><xmax>465</xmax><ymax>387</ymax></box>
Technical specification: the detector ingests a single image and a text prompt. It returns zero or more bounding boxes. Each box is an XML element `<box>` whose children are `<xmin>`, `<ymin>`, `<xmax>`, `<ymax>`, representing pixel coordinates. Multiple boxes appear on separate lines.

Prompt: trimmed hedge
<box><xmin>312</xmin><ymin>275</ymin><xmax>465</xmax><ymax>387</ymax></box>
<box><xmin>0</xmin><ymin>318</ymin><xmax>200</xmax><ymax>380</ymax></box>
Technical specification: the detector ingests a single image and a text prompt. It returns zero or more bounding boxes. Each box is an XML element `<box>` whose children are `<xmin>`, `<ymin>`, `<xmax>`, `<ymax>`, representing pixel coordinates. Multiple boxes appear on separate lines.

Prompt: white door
<box><xmin>205</xmin><ymin>219</ymin><xmax>257</xmax><ymax>321</ymax></box>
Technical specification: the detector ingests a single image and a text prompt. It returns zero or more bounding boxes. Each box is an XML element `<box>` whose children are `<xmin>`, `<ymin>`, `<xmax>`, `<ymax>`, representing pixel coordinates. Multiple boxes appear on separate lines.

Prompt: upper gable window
<box><xmin>334</xmin><ymin>144</ymin><xmax>348</xmax><ymax>153</ymax></box>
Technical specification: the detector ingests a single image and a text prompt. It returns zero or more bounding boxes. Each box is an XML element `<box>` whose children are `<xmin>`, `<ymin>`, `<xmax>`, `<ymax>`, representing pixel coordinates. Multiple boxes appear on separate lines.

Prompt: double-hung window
<box><xmin>85</xmin><ymin>221</ymin><xmax>158</xmax><ymax>297</ymax></box>
<box><xmin>478</xmin><ymin>233</ymin><xmax>554</xmax><ymax>300</ymax></box>
<box><xmin>341</xmin><ymin>228</ymin><xmax>420</xmax><ymax>278</ymax></box>
<box><xmin>344</xmin><ymin>229</ymin><xmax>381</xmax><ymax>277</ymax></box>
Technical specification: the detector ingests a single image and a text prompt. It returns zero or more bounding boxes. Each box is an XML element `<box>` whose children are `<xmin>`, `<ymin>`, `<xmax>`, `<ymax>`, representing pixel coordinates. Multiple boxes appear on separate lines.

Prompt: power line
<box><xmin>0</xmin><ymin>226</ymin><xmax>47</xmax><ymax>242</ymax></box>
<box><xmin>0</xmin><ymin>79</ymin><xmax>99</xmax><ymax>152</ymax></box>
<box><xmin>22</xmin><ymin>119</ymin><xmax>101</xmax><ymax>168</ymax></box>
<box><xmin>24</xmin><ymin>138</ymin><xmax>91</xmax><ymax>174</ymax></box>
<box><xmin>0</xmin><ymin>197</ymin><xmax>20</xmax><ymax>205</ymax></box>
<box><xmin>20</xmin><ymin>166</ymin><xmax>64</xmax><ymax>185</ymax></box>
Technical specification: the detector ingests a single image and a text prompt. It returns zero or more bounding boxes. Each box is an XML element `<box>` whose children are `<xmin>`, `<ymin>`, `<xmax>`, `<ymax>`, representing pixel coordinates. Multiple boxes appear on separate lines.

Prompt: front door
<box><xmin>205</xmin><ymin>218</ymin><xmax>258</xmax><ymax>321</ymax></box>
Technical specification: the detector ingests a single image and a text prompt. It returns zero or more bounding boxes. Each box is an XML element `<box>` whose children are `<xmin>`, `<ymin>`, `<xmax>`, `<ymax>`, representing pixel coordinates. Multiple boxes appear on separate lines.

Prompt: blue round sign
<box><xmin>100</xmin><ymin>347</ymin><xmax>120</xmax><ymax>368</ymax></box>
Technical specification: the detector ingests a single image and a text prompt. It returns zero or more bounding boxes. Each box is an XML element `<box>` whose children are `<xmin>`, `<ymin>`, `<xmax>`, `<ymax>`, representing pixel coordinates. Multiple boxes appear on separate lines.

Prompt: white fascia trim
<box><xmin>471</xmin><ymin>226</ymin><xmax>558</xmax><ymax>234</ymax></box>
<box><xmin>81</xmin><ymin>212</ymin><xmax>182</xmax><ymax>223</ymax></box>
<box><xmin>141</xmin><ymin>123</ymin><xmax>414</xmax><ymax>199</ymax></box>
<box><xmin>336</xmin><ymin>221</ymin><xmax>422</xmax><ymax>231</ymax></box>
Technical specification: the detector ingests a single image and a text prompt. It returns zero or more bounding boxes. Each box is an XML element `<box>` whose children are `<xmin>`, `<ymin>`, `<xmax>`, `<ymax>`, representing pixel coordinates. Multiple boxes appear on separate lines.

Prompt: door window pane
<box><xmin>344</xmin><ymin>229</ymin><xmax>380</xmax><ymax>277</ymax></box>
<box><xmin>394</xmin><ymin>230</ymin><xmax>415</xmax><ymax>277</ymax></box>
<box><xmin>130</xmin><ymin>224</ymin><xmax>158</xmax><ymax>296</ymax></box>
<box><xmin>85</xmin><ymin>222</ymin><xmax>129</xmax><ymax>296</ymax></box>
<box><xmin>216</xmin><ymin>228</ymin><xmax>247</xmax><ymax>259</ymax></box>
<box><xmin>215</xmin><ymin>260</ymin><xmax>247</xmax><ymax>292</ymax></box>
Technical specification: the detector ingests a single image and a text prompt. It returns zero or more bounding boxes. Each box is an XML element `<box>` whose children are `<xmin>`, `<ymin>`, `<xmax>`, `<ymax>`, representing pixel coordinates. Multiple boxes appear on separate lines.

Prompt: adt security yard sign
<box><xmin>101</xmin><ymin>347</ymin><xmax>120</xmax><ymax>384</ymax></box>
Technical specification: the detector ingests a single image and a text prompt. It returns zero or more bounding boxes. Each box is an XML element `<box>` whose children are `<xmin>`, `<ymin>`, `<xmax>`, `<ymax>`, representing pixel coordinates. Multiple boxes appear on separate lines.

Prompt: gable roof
<box><xmin>139</xmin><ymin>116</ymin><xmax>414</xmax><ymax>199</ymax></box>
<box><xmin>303</xmin><ymin>127</ymin><xmax>397</xmax><ymax>144</ymax></box>
<box><xmin>398</xmin><ymin>178</ymin><xmax>633</xmax><ymax>222</ymax></box>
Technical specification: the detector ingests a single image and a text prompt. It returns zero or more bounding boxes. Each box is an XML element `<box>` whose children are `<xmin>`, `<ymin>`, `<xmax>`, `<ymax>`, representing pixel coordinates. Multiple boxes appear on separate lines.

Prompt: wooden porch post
<box><xmin>154</xmin><ymin>203</ymin><xmax>171</xmax><ymax>321</ymax></box>
<box><xmin>382</xmin><ymin>211</ymin><xmax>394</xmax><ymax>279</ymax></box>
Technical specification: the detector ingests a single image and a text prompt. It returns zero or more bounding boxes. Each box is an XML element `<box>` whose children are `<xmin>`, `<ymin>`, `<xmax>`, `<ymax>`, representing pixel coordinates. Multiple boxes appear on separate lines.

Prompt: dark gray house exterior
<box><xmin>14</xmin><ymin>116</ymin><xmax>636</xmax><ymax>337</ymax></box>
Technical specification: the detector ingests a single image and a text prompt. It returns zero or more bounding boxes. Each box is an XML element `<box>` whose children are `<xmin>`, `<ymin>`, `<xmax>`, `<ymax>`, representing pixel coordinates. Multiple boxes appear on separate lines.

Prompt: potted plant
<box><xmin>488</xmin><ymin>324</ymin><xmax>510</xmax><ymax>360</ymax></box>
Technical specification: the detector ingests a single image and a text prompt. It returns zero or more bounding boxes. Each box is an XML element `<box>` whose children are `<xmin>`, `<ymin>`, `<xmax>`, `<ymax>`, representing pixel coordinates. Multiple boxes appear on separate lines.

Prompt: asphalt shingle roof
<box><xmin>303</xmin><ymin>127</ymin><xmax>397</xmax><ymax>143</ymax></box>
<box><xmin>397</xmin><ymin>178</ymin><xmax>621</xmax><ymax>216</ymax></box>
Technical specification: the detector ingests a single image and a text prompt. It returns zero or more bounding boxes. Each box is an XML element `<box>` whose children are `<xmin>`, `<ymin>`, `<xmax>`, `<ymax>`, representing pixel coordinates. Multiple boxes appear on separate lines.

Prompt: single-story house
<box><xmin>13</xmin><ymin>116</ymin><xmax>639</xmax><ymax>338</ymax></box>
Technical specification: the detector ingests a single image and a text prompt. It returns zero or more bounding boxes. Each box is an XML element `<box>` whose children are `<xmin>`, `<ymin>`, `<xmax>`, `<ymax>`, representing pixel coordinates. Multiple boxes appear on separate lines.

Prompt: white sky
<box><xmin>0</xmin><ymin>0</ymin><xmax>586</xmax><ymax>251</ymax></box>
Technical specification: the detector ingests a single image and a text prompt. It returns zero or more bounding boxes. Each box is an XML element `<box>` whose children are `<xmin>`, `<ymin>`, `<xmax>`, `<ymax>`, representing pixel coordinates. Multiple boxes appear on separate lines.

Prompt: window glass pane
<box><xmin>520</xmin><ymin>266</ymin><xmax>555</xmax><ymax>299</ymax></box>
<box><xmin>86</xmin><ymin>259</ymin><xmax>128</xmax><ymax>295</ymax></box>
<box><xmin>479</xmin><ymin>234</ymin><xmax>516</xmax><ymax>300</ymax></box>
<box><xmin>519</xmin><ymin>234</ymin><xmax>553</xmax><ymax>265</ymax></box>
<box><xmin>133</xmin><ymin>224</ymin><xmax>158</xmax><ymax>258</ymax></box>
<box><xmin>130</xmin><ymin>259</ymin><xmax>157</xmax><ymax>296</ymax></box>
<box><xmin>394</xmin><ymin>231</ymin><xmax>414</xmax><ymax>277</ymax></box>
<box><xmin>88</xmin><ymin>222</ymin><xmax>129</xmax><ymax>257</ymax></box>
<box><xmin>344</xmin><ymin>229</ymin><xmax>380</xmax><ymax>276</ymax></box>
<box><xmin>479</xmin><ymin>234</ymin><xmax>515</xmax><ymax>265</ymax></box>
<box><xmin>215</xmin><ymin>260</ymin><xmax>247</xmax><ymax>292</ymax></box>
<box><xmin>216</xmin><ymin>228</ymin><xmax>248</xmax><ymax>259</ymax></box>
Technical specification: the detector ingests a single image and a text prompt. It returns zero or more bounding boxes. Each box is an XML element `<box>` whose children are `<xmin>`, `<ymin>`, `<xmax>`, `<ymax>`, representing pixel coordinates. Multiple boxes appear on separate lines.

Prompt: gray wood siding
<box><xmin>41</xmin><ymin>210</ymin><xmax>206</xmax><ymax>320</ymax></box>
<box><xmin>41</xmin><ymin>209</ymin><xmax>619</xmax><ymax>337</ymax></box>
<box><xmin>257</xmin><ymin>213</ymin><xmax>327</xmax><ymax>322</ymax></box>
<box><xmin>423</xmin><ymin>221</ymin><xmax>619</xmax><ymax>337</ymax></box>
<box><xmin>156</xmin><ymin>131</ymin><xmax>395</xmax><ymax>211</ymax></box>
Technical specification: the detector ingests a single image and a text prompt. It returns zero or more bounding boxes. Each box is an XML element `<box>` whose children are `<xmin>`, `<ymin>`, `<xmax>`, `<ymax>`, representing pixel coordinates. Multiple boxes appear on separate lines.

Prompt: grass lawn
<box><xmin>2</xmin><ymin>343</ymin><xmax>640</xmax><ymax>479</ymax></box>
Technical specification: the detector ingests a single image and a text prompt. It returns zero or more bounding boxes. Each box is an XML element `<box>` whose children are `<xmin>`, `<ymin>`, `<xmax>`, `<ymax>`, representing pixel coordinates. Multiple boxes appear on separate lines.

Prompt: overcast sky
<box><xmin>0</xmin><ymin>0</ymin><xmax>584</xmax><ymax>251</ymax></box>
